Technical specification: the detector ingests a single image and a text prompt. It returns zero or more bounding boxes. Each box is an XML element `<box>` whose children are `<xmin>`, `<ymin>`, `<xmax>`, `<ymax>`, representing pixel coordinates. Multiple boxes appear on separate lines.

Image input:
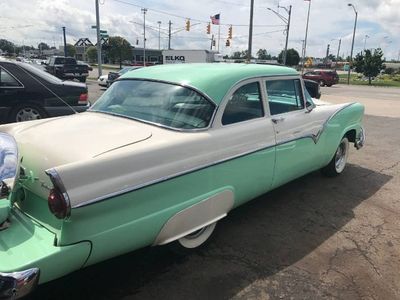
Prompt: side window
<box><xmin>222</xmin><ymin>82</ymin><xmax>264</xmax><ymax>125</ymax></box>
<box><xmin>266</xmin><ymin>79</ymin><xmax>305</xmax><ymax>115</ymax></box>
<box><xmin>0</xmin><ymin>67</ymin><xmax>21</xmax><ymax>87</ymax></box>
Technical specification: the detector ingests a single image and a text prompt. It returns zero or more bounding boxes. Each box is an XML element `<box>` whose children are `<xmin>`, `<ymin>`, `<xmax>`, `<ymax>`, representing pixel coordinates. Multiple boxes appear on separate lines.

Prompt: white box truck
<box><xmin>163</xmin><ymin>50</ymin><xmax>222</xmax><ymax>64</ymax></box>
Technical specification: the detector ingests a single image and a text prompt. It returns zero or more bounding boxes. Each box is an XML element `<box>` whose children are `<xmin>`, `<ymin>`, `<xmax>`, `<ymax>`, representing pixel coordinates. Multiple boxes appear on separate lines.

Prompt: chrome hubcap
<box><xmin>16</xmin><ymin>108</ymin><xmax>41</xmax><ymax>122</ymax></box>
<box><xmin>335</xmin><ymin>141</ymin><xmax>348</xmax><ymax>173</ymax></box>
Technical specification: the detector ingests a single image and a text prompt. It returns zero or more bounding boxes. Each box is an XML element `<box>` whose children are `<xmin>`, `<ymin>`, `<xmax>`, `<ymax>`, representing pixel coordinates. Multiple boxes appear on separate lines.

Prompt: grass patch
<box><xmin>338</xmin><ymin>73</ymin><xmax>400</xmax><ymax>87</ymax></box>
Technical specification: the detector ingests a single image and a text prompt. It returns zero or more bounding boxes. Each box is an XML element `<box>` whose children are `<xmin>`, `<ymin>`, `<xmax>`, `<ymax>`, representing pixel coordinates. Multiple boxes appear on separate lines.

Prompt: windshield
<box><xmin>90</xmin><ymin>80</ymin><xmax>215</xmax><ymax>130</ymax></box>
<box><xmin>18</xmin><ymin>62</ymin><xmax>63</xmax><ymax>84</ymax></box>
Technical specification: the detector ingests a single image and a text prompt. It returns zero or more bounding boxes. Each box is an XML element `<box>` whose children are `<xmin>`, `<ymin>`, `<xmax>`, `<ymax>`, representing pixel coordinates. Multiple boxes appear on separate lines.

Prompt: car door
<box><xmin>211</xmin><ymin>79</ymin><xmax>276</xmax><ymax>206</ymax></box>
<box><xmin>265</xmin><ymin>77</ymin><xmax>322</xmax><ymax>189</ymax></box>
<box><xmin>0</xmin><ymin>66</ymin><xmax>25</xmax><ymax>117</ymax></box>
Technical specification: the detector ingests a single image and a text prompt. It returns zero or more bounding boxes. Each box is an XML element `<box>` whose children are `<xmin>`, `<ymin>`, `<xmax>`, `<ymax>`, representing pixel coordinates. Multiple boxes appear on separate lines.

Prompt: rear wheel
<box><xmin>9</xmin><ymin>104</ymin><xmax>47</xmax><ymax>123</ymax></box>
<box><xmin>169</xmin><ymin>222</ymin><xmax>217</xmax><ymax>254</ymax></box>
<box><xmin>321</xmin><ymin>137</ymin><xmax>349</xmax><ymax>177</ymax></box>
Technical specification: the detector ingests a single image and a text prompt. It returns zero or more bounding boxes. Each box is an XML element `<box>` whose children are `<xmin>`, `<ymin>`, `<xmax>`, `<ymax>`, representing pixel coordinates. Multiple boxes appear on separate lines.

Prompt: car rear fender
<box><xmin>153</xmin><ymin>188</ymin><xmax>234</xmax><ymax>246</ymax></box>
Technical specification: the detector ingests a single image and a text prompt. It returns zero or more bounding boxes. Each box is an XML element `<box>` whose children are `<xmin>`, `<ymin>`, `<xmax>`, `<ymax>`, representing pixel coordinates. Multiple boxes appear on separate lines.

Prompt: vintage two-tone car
<box><xmin>0</xmin><ymin>63</ymin><xmax>364</xmax><ymax>298</ymax></box>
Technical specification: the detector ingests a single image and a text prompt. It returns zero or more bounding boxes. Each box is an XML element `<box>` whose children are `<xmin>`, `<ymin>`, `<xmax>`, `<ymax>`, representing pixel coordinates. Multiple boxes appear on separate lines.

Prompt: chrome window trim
<box><xmin>219</xmin><ymin>78</ymin><xmax>266</xmax><ymax>127</ymax></box>
<box><xmin>264</xmin><ymin>76</ymin><xmax>306</xmax><ymax>117</ymax></box>
<box><xmin>0</xmin><ymin>65</ymin><xmax>25</xmax><ymax>89</ymax></box>
<box><xmin>89</xmin><ymin>78</ymin><xmax>218</xmax><ymax>133</ymax></box>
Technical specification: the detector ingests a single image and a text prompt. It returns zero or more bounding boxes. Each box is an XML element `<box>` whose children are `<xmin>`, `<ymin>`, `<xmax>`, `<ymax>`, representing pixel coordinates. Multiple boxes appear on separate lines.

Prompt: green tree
<box><xmin>0</xmin><ymin>39</ymin><xmax>15</xmax><ymax>54</ymax></box>
<box><xmin>106</xmin><ymin>36</ymin><xmax>132</xmax><ymax>68</ymax></box>
<box><xmin>38</xmin><ymin>42</ymin><xmax>50</xmax><ymax>51</ymax></box>
<box><xmin>256</xmin><ymin>49</ymin><xmax>272</xmax><ymax>60</ymax></box>
<box><xmin>66</xmin><ymin>44</ymin><xmax>76</xmax><ymax>57</ymax></box>
<box><xmin>86</xmin><ymin>46</ymin><xmax>97</xmax><ymax>63</ymax></box>
<box><xmin>278</xmin><ymin>48</ymin><xmax>300</xmax><ymax>66</ymax></box>
<box><xmin>354</xmin><ymin>48</ymin><xmax>385</xmax><ymax>85</ymax></box>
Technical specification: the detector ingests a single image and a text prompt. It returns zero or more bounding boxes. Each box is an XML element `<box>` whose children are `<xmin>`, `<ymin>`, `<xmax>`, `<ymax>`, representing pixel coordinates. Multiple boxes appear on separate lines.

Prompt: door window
<box><xmin>222</xmin><ymin>82</ymin><xmax>264</xmax><ymax>125</ymax></box>
<box><xmin>266</xmin><ymin>79</ymin><xmax>304</xmax><ymax>115</ymax></box>
<box><xmin>0</xmin><ymin>67</ymin><xmax>21</xmax><ymax>87</ymax></box>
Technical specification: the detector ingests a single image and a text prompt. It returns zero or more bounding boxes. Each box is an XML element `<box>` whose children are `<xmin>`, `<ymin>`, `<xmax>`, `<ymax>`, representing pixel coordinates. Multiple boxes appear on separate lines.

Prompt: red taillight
<box><xmin>78</xmin><ymin>93</ymin><xmax>88</xmax><ymax>105</ymax></box>
<box><xmin>48</xmin><ymin>188</ymin><xmax>70</xmax><ymax>219</ymax></box>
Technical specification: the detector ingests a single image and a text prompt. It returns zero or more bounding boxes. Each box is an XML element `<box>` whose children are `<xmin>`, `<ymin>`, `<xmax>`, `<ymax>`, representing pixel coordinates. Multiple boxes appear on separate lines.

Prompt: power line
<box><xmin>111</xmin><ymin>0</ymin><xmax>285</xmax><ymax>27</ymax></box>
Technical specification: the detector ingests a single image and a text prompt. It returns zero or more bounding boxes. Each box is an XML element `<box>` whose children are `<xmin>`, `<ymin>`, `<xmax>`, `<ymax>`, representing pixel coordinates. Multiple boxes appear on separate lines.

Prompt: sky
<box><xmin>0</xmin><ymin>0</ymin><xmax>399</xmax><ymax>60</ymax></box>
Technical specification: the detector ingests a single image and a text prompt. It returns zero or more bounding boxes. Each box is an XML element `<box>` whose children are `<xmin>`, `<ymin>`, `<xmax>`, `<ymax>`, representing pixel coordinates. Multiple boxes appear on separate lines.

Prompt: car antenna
<box><xmin>15</xmin><ymin>64</ymin><xmax>79</xmax><ymax>114</ymax></box>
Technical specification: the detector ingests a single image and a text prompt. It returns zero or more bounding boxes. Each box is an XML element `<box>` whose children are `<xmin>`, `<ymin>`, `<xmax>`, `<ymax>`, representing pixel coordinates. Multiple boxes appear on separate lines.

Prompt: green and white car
<box><xmin>0</xmin><ymin>63</ymin><xmax>365</xmax><ymax>299</ymax></box>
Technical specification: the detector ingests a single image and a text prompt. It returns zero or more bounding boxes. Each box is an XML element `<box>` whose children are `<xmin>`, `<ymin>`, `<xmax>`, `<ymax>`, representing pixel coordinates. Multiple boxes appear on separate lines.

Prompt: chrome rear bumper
<box><xmin>355</xmin><ymin>126</ymin><xmax>365</xmax><ymax>150</ymax></box>
<box><xmin>0</xmin><ymin>268</ymin><xmax>39</xmax><ymax>299</ymax></box>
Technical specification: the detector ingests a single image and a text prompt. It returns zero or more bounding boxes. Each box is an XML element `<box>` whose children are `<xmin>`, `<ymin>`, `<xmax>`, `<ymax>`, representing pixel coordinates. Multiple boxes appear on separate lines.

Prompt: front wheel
<box><xmin>321</xmin><ymin>137</ymin><xmax>349</xmax><ymax>177</ymax></box>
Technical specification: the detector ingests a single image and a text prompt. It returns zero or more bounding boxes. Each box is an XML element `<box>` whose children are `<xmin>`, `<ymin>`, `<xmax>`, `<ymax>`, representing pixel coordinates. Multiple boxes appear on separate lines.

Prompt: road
<box><xmin>30</xmin><ymin>83</ymin><xmax>400</xmax><ymax>300</ymax></box>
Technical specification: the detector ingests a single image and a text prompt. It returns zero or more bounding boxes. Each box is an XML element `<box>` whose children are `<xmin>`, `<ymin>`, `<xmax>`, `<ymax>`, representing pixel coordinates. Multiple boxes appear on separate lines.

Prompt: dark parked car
<box><xmin>45</xmin><ymin>56</ymin><xmax>89</xmax><ymax>82</ymax></box>
<box><xmin>107</xmin><ymin>66</ymin><xmax>141</xmax><ymax>87</ymax></box>
<box><xmin>0</xmin><ymin>60</ymin><xmax>89</xmax><ymax>123</ymax></box>
<box><xmin>302</xmin><ymin>69</ymin><xmax>339</xmax><ymax>87</ymax></box>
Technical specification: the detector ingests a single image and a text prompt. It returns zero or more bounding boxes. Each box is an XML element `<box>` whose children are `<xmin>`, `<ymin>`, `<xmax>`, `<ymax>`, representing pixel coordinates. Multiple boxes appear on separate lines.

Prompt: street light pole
<box><xmin>301</xmin><ymin>0</ymin><xmax>312</xmax><ymax>73</ymax></box>
<box><xmin>157</xmin><ymin>21</ymin><xmax>161</xmax><ymax>50</ymax></box>
<box><xmin>141</xmin><ymin>8</ymin><xmax>147</xmax><ymax>67</ymax></box>
<box><xmin>364</xmin><ymin>34</ymin><xmax>369</xmax><ymax>50</ymax></box>
<box><xmin>95</xmin><ymin>0</ymin><xmax>102</xmax><ymax>77</ymax></box>
<box><xmin>337</xmin><ymin>38</ymin><xmax>341</xmax><ymax>61</ymax></box>
<box><xmin>267</xmin><ymin>5</ymin><xmax>291</xmax><ymax>65</ymax></box>
<box><xmin>347</xmin><ymin>3</ymin><xmax>358</xmax><ymax>85</ymax></box>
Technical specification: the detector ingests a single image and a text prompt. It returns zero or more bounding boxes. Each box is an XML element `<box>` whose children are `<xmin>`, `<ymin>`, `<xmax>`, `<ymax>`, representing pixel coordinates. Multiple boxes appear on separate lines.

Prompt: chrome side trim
<box><xmin>72</xmin><ymin>103</ymin><xmax>357</xmax><ymax>209</ymax></box>
<box><xmin>72</xmin><ymin>142</ymin><xmax>275</xmax><ymax>208</ymax></box>
<box><xmin>0</xmin><ymin>268</ymin><xmax>40</xmax><ymax>299</ymax></box>
<box><xmin>45</xmin><ymin>168</ymin><xmax>71</xmax><ymax>219</ymax></box>
<box><xmin>153</xmin><ymin>189</ymin><xmax>234</xmax><ymax>246</ymax></box>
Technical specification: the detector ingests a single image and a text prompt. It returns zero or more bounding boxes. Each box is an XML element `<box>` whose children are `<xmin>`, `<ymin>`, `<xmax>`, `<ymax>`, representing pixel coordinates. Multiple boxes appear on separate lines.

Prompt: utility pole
<box><xmin>247</xmin><ymin>0</ymin><xmax>255</xmax><ymax>62</ymax></box>
<box><xmin>301</xmin><ymin>0</ymin><xmax>312</xmax><ymax>73</ymax></box>
<box><xmin>95</xmin><ymin>0</ymin><xmax>102</xmax><ymax>77</ymax></box>
<box><xmin>62</xmin><ymin>26</ymin><xmax>67</xmax><ymax>57</ymax></box>
<box><xmin>337</xmin><ymin>38</ymin><xmax>341</xmax><ymax>61</ymax></box>
<box><xmin>141</xmin><ymin>8</ymin><xmax>147</xmax><ymax>67</ymax></box>
<box><xmin>210</xmin><ymin>34</ymin><xmax>214</xmax><ymax>50</ymax></box>
<box><xmin>157</xmin><ymin>21</ymin><xmax>162</xmax><ymax>50</ymax></box>
<box><xmin>326</xmin><ymin>43</ymin><xmax>330</xmax><ymax>62</ymax></box>
<box><xmin>267</xmin><ymin>4</ymin><xmax>291</xmax><ymax>65</ymax></box>
<box><xmin>347</xmin><ymin>3</ymin><xmax>358</xmax><ymax>85</ymax></box>
<box><xmin>168</xmin><ymin>20</ymin><xmax>172</xmax><ymax>50</ymax></box>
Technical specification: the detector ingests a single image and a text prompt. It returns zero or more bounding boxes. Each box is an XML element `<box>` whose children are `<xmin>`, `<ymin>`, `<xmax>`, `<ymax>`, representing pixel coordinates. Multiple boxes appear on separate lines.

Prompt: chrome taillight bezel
<box><xmin>45</xmin><ymin>168</ymin><xmax>71</xmax><ymax>219</ymax></box>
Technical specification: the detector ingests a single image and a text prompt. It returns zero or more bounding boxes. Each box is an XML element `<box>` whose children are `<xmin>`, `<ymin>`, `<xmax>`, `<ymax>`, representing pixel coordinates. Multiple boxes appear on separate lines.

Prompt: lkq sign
<box><xmin>165</xmin><ymin>55</ymin><xmax>186</xmax><ymax>63</ymax></box>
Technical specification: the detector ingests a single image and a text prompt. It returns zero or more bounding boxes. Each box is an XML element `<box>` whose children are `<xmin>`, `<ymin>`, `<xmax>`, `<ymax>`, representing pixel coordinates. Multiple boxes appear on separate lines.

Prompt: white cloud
<box><xmin>0</xmin><ymin>0</ymin><xmax>399</xmax><ymax>59</ymax></box>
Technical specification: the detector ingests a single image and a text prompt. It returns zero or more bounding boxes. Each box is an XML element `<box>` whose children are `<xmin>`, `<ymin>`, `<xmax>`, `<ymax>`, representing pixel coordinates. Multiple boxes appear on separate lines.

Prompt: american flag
<box><xmin>210</xmin><ymin>14</ymin><xmax>220</xmax><ymax>25</ymax></box>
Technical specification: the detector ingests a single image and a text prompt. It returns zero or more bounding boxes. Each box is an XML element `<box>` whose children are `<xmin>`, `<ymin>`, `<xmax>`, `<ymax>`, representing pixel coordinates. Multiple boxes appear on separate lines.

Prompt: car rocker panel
<box><xmin>0</xmin><ymin>63</ymin><xmax>365</xmax><ymax>298</ymax></box>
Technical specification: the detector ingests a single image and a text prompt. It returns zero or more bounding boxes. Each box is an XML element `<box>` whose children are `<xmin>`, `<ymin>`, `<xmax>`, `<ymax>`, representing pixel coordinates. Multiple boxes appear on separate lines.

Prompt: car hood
<box><xmin>313</xmin><ymin>99</ymin><xmax>332</xmax><ymax>106</ymax></box>
<box><xmin>1</xmin><ymin>112</ymin><xmax>152</xmax><ymax>167</ymax></box>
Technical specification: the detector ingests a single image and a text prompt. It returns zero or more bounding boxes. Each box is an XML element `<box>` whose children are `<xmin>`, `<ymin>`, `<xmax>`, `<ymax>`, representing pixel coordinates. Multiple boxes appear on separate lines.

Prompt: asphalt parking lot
<box><xmin>30</xmin><ymin>82</ymin><xmax>400</xmax><ymax>300</ymax></box>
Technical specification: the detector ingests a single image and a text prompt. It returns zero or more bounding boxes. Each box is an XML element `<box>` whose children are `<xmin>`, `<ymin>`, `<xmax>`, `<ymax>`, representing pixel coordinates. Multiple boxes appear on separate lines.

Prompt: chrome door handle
<box><xmin>271</xmin><ymin>117</ymin><xmax>285</xmax><ymax>124</ymax></box>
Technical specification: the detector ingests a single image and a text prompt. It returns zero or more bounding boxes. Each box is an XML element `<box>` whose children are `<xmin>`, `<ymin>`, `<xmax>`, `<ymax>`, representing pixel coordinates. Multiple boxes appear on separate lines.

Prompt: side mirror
<box><xmin>305</xmin><ymin>101</ymin><xmax>315</xmax><ymax>113</ymax></box>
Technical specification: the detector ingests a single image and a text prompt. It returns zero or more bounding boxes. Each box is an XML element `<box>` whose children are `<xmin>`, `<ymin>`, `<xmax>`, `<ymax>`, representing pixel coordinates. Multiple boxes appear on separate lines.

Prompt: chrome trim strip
<box><xmin>72</xmin><ymin>142</ymin><xmax>276</xmax><ymax>208</ymax></box>
<box><xmin>73</xmin><ymin>102</ymin><xmax>357</xmax><ymax>209</ymax></box>
<box><xmin>45</xmin><ymin>168</ymin><xmax>72</xmax><ymax>219</ymax></box>
<box><xmin>0</xmin><ymin>267</ymin><xmax>40</xmax><ymax>299</ymax></box>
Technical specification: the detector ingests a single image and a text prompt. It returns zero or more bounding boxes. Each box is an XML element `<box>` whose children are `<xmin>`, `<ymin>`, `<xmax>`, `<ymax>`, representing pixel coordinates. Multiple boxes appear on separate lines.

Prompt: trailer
<box><xmin>162</xmin><ymin>50</ymin><xmax>222</xmax><ymax>64</ymax></box>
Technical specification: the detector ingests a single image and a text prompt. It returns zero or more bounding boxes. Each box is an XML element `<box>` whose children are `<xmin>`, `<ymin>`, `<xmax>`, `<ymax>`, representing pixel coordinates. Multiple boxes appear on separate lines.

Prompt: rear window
<box><xmin>54</xmin><ymin>57</ymin><xmax>76</xmax><ymax>64</ymax></box>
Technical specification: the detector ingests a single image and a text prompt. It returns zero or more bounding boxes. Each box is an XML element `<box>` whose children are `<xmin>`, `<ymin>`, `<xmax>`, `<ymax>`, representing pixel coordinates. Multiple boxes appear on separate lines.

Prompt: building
<box><xmin>132</xmin><ymin>48</ymin><xmax>163</xmax><ymax>65</ymax></box>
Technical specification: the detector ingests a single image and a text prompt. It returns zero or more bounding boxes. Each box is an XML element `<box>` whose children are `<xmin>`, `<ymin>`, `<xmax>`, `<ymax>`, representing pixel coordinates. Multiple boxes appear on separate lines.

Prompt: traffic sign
<box><xmin>100</xmin><ymin>30</ymin><xmax>107</xmax><ymax>34</ymax></box>
<box><xmin>91</xmin><ymin>25</ymin><xmax>97</xmax><ymax>29</ymax></box>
